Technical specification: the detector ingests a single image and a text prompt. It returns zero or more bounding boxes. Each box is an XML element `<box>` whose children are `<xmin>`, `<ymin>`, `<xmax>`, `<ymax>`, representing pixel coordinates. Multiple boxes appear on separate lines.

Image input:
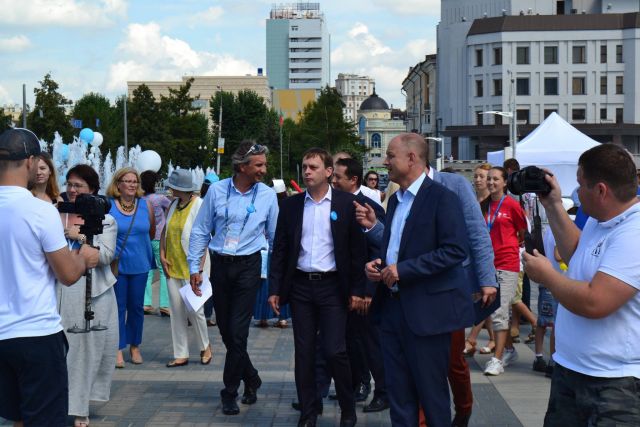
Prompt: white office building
<box><xmin>335</xmin><ymin>73</ymin><xmax>375</xmax><ymax>123</ymax></box>
<box><xmin>266</xmin><ymin>3</ymin><xmax>330</xmax><ymax>91</ymax></box>
<box><xmin>437</xmin><ymin>0</ymin><xmax>640</xmax><ymax>160</ymax></box>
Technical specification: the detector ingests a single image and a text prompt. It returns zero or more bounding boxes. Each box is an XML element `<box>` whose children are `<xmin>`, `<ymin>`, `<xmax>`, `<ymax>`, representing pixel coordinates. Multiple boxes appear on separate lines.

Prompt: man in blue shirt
<box><xmin>188</xmin><ymin>141</ymin><xmax>279</xmax><ymax>415</ymax></box>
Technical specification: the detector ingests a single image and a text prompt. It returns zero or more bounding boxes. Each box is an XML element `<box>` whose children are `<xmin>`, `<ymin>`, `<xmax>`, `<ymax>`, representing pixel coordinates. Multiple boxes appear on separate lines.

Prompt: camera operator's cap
<box><xmin>0</xmin><ymin>128</ymin><xmax>41</xmax><ymax>160</ymax></box>
<box><xmin>166</xmin><ymin>169</ymin><xmax>195</xmax><ymax>192</ymax></box>
<box><xmin>272</xmin><ymin>179</ymin><xmax>286</xmax><ymax>193</ymax></box>
<box><xmin>204</xmin><ymin>172</ymin><xmax>219</xmax><ymax>184</ymax></box>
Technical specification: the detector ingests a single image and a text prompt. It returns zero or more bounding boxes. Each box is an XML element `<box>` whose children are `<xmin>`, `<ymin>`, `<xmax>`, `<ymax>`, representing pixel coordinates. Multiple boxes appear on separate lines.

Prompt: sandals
<box><xmin>524</xmin><ymin>329</ymin><xmax>536</xmax><ymax>344</ymax></box>
<box><xmin>200</xmin><ymin>344</ymin><xmax>213</xmax><ymax>365</ymax></box>
<box><xmin>130</xmin><ymin>347</ymin><xmax>143</xmax><ymax>364</ymax></box>
<box><xmin>479</xmin><ymin>340</ymin><xmax>496</xmax><ymax>354</ymax></box>
<box><xmin>159</xmin><ymin>308</ymin><xmax>171</xmax><ymax>317</ymax></box>
<box><xmin>166</xmin><ymin>359</ymin><xmax>189</xmax><ymax>368</ymax></box>
<box><xmin>74</xmin><ymin>416</ymin><xmax>90</xmax><ymax>427</ymax></box>
<box><xmin>276</xmin><ymin>319</ymin><xmax>289</xmax><ymax>329</ymax></box>
<box><xmin>462</xmin><ymin>339</ymin><xmax>476</xmax><ymax>357</ymax></box>
<box><xmin>143</xmin><ymin>306</ymin><xmax>154</xmax><ymax>315</ymax></box>
<box><xmin>115</xmin><ymin>351</ymin><xmax>125</xmax><ymax>369</ymax></box>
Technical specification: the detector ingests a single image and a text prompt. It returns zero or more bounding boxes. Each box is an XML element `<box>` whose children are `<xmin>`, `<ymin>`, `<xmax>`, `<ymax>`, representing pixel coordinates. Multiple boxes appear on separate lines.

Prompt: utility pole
<box><xmin>279</xmin><ymin>115</ymin><xmax>283</xmax><ymax>179</ymax></box>
<box><xmin>22</xmin><ymin>84</ymin><xmax>27</xmax><ymax>128</ymax></box>
<box><xmin>216</xmin><ymin>86</ymin><xmax>223</xmax><ymax>175</ymax></box>
<box><xmin>123</xmin><ymin>95</ymin><xmax>128</xmax><ymax>158</ymax></box>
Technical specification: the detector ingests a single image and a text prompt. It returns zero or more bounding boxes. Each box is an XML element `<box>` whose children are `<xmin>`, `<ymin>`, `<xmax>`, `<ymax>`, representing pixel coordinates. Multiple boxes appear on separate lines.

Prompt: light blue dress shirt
<box><xmin>385</xmin><ymin>172</ymin><xmax>427</xmax><ymax>266</ymax></box>
<box><xmin>187</xmin><ymin>177</ymin><xmax>279</xmax><ymax>274</ymax></box>
<box><xmin>296</xmin><ymin>186</ymin><xmax>336</xmax><ymax>272</ymax></box>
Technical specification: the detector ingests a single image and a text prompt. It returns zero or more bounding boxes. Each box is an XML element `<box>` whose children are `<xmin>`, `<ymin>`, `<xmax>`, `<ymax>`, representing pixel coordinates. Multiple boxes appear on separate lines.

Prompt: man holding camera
<box><xmin>0</xmin><ymin>128</ymin><xmax>99</xmax><ymax>426</ymax></box>
<box><xmin>525</xmin><ymin>143</ymin><xmax>640</xmax><ymax>426</ymax></box>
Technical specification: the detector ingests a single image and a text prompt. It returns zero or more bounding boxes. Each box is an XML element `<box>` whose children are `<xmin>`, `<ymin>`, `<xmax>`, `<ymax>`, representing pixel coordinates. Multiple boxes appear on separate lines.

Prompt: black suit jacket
<box><xmin>371</xmin><ymin>177</ymin><xmax>475</xmax><ymax>336</ymax></box>
<box><xmin>269</xmin><ymin>188</ymin><xmax>367</xmax><ymax>305</ymax></box>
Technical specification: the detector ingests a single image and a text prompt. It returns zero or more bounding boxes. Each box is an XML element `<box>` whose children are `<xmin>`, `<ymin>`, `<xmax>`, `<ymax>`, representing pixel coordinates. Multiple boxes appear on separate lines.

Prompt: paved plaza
<box><xmin>2</xmin><ymin>286</ymin><xmax>552</xmax><ymax>427</ymax></box>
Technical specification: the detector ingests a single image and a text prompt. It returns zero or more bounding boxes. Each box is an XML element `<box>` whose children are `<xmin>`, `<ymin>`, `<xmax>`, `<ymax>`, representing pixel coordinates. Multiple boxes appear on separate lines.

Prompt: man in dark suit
<box><xmin>269</xmin><ymin>148</ymin><xmax>367</xmax><ymax>427</ymax></box>
<box><xmin>332</xmin><ymin>157</ymin><xmax>389</xmax><ymax>412</ymax></box>
<box><xmin>365</xmin><ymin>134</ymin><xmax>474</xmax><ymax>427</ymax></box>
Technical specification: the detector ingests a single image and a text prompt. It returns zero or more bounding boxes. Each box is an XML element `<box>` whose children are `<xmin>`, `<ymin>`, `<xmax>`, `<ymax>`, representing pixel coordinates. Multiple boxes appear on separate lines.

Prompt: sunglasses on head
<box><xmin>244</xmin><ymin>144</ymin><xmax>265</xmax><ymax>158</ymax></box>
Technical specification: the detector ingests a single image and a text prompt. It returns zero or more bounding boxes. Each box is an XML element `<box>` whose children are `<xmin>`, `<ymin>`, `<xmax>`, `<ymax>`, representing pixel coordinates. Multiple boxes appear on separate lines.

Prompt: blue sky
<box><xmin>0</xmin><ymin>0</ymin><xmax>440</xmax><ymax>109</ymax></box>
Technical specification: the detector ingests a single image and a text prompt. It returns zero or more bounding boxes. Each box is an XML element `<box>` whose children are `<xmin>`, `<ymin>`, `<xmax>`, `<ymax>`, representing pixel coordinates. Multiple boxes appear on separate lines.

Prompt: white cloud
<box><xmin>189</xmin><ymin>6</ymin><xmax>224</xmax><ymax>26</ymax></box>
<box><xmin>331</xmin><ymin>22</ymin><xmax>436</xmax><ymax>107</ymax></box>
<box><xmin>371</xmin><ymin>0</ymin><xmax>440</xmax><ymax>16</ymax></box>
<box><xmin>0</xmin><ymin>35</ymin><xmax>31</xmax><ymax>52</ymax></box>
<box><xmin>0</xmin><ymin>0</ymin><xmax>127</xmax><ymax>28</ymax></box>
<box><xmin>106</xmin><ymin>22</ymin><xmax>256</xmax><ymax>92</ymax></box>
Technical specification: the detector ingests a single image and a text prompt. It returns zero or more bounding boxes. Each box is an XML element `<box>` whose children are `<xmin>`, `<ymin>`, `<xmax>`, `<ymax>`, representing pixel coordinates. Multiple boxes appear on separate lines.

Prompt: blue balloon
<box><xmin>79</xmin><ymin>128</ymin><xmax>94</xmax><ymax>144</ymax></box>
<box><xmin>61</xmin><ymin>144</ymin><xmax>69</xmax><ymax>161</ymax></box>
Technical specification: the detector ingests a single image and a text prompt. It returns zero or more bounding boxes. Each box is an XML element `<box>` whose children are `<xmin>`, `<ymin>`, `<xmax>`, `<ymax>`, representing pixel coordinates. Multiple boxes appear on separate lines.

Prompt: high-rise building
<box><xmin>335</xmin><ymin>73</ymin><xmax>375</xmax><ymax>123</ymax></box>
<box><xmin>266</xmin><ymin>3</ymin><xmax>330</xmax><ymax>90</ymax></box>
<box><xmin>437</xmin><ymin>0</ymin><xmax>640</xmax><ymax>161</ymax></box>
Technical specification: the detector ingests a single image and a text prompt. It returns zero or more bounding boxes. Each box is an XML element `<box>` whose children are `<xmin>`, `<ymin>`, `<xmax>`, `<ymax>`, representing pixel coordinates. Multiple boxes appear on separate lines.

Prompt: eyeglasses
<box><xmin>119</xmin><ymin>180</ymin><xmax>139</xmax><ymax>185</ymax></box>
<box><xmin>244</xmin><ymin>144</ymin><xmax>265</xmax><ymax>158</ymax></box>
<box><xmin>367</xmin><ymin>177</ymin><xmax>378</xmax><ymax>182</ymax></box>
<box><xmin>65</xmin><ymin>182</ymin><xmax>87</xmax><ymax>189</ymax></box>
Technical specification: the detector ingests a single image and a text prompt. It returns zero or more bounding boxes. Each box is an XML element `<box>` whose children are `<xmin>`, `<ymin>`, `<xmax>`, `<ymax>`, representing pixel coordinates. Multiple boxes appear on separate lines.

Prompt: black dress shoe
<box><xmin>340</xmin><ymin>413</ymin><xmax>357</xmax><ymax>427</ymax></box>
<box><xmin>291</xmin><ymin>400</ymin><xmax>323</xmax><ymax>415</ymax></box>
<box><xmin>451</xmin><ymin>411</ymin><xmax>471</xmax><ymax>427</ymax></box>
<box><xmin>354</xmin><ymin>383</ymin><xmax>371</xmax><ymax>402</ymax></box>
<box><xmin>241</xmin><ymin>375</ymin><xmax>262</xmax><ymax>404</ymax></box>
<box><xmin>363</xmin><ymin>396</ymin><xmax>389</xmax><ymax>413</ymax></box>
<box><xmin>328</xmin><ymin>393</ymin><xmax>338</xmax><ymax>400</ymax></box>
<box><xmin>297</xmin><ymin>415</ymin><xmax>317</xmax><ymax>427</ymax></box>
<box><xmin>221</xmin><ymin>398</ymin><xmax>239</xmax><ymax>415</ymax></box>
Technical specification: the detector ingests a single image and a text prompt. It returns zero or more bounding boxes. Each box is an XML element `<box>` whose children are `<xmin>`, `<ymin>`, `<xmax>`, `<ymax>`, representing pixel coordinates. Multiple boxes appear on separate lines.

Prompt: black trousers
<box><xmin>211</xmin><ymin>252</ymin><xmax>261</xmax><ymax>399</ymax></box>
<box><xmin>346</xmin><ymin>311</ymin><xmax>371</xmax><ymax>388</ymax></box>
<box><xmin>364</xmin><ymin>313</ymin><xmax>387</xmax><ymax>398</ymax></box>
<box><xmin>290</xmin><ymin>273</ymin><xmax>355</xmax><ymax>421</ymax></box>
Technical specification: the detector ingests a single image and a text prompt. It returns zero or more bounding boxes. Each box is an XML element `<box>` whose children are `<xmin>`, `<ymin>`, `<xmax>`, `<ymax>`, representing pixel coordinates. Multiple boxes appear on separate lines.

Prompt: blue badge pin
<box><xmin>330</xmin><ymin>210</ymin><xmax>338</xmax><ymax>221</ymax></box>
<box><xmin>247</xmin><ymin>204</ymin><xmax>256</xmax><ymax>214</ymax></box>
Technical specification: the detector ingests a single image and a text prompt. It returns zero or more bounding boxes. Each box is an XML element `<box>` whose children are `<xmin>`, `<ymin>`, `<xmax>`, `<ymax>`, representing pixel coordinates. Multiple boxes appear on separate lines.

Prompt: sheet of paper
<box><xmin>179</xmin><ymin>274</ymin><xmax>212</xmax><ymax>312</ymax></box>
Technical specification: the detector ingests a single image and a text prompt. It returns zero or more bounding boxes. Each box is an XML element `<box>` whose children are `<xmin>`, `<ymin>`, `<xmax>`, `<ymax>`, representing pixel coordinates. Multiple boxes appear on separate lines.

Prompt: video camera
<box><xmin>507</xmin><ymin>166</ymin><xmax>552</xmax><ymax>196</ymax></box>
<box><xmin>58</xmin><ymin>194</ymin><xmax>111</xmax><ymax>238</ymax></box>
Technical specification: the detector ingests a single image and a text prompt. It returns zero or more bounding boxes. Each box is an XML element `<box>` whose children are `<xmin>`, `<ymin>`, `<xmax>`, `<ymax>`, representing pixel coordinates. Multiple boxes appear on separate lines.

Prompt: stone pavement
<box><xmin>2</xmin><ymin>289</ymin><xmax>553</xmax><ymax>427</ymax></box>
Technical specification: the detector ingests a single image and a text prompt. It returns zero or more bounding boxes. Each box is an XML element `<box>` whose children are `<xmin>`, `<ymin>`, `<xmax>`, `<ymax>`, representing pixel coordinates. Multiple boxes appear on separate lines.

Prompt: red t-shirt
<box><xmin>485</xmin><ymin>196</ymin><xmax>527</xmax><ymax>272</ymax></box>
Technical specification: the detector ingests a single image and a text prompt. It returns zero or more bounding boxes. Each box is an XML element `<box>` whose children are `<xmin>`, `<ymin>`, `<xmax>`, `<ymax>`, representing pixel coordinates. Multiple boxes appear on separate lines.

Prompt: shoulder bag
<box><xmin>110</xmin><ymin>200</ymin><xmax>139</xmax><ymax>277</ymax></box>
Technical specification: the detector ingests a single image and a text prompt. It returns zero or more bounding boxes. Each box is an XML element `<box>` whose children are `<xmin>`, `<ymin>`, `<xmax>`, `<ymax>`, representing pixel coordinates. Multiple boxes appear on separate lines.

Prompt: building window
<box><xmin>291</xmin><ymin>25</ymin><xmax>298</xmax><ymax>31</ymax></box>
<box><xmin>616</xmin><ymin>76</ymin><xmax>623</xmax><ymax>94</ymax></box>
<box><xmin>495</xmin><ymin>114</ymin><xmax>503</xmax><ymax>125</ymax></box>
<box><xmin>516</xmin><ymin>109</ymin><xmax>529</xmax><ymax>123</ymax></box>
<box><xmin>516</xmin><ymin>78</ymin><xmax>530</xmax><ymax>96</ymax></box>
<box><xmin>544</xmin><ymin>46</ymin><xmax>558</xmax><ymax>64</ymax></box>
<box><xmin>600</xmin><ymin>76</ymin><xmax>607</xmax><ymax>95</ymax></box>
<box><xmin>493</xmin><ymin>47</ymin><xmax>502</xmax><ymax>65</ymax></box>
<box><xmin>600</xmin><ymin>108</ymin><xmax>607</xmax><ymax>120</ymax></box>
<box><xmin>544</xmin><ymin>77</ymin><xmax>558</xmax><ymax>95</ymax></box>
<box><xmin>475</xmin><ymin>49</ymin><xmax>483</xmax><ymax>66</ymax></box>
<box><xmin>557</xmin><ymin>1</ymin><xmax>565</xmax><ymax>14</ymax></box>
<box><xmin>572</xmin><ymin>108</ymin><xmax>586</xmax><ymax>121</ymax></box>
<box><xmin>516</xmin><ymin>47</ymin><xmax>529</xmax><ymax>64</ymax></box>
<box><xmin>493</xmin><ymin>79</ymin><xmax>502</xmax><ymax>96</ymax></box>
<box><xmin>544</xmin><ymin>109</ymin><xmax>557</xmax><ymax>118</ymax></box>
<box><xmin>476</xmin><ymin>111</ymin><xmax>484</xmax><ymax>125</ymax></box>
<box><xmin>616</xmin><ymin>45</ymin><xmax>623</xmax><ymax>63</ymax></box>
<box><xmin>600</xmin><ymin>44</ymin><xmax>607</xmax><ymax>63</ymax></box>
<box><xmin>616</xmin><ymin>108</ymin><xmax>623</xmax><ymax>123</ymax></box>
<box><xmin>572</xmin><ymin>77</ymin><xmax>586</xmax><ymax>95</ymax></box>
<box><xmin>371</xmin><ymin>133</ymin><xmax>381</xmax><ymax>149</ymax></box>
<box><xmin>572</xmin><ymin>46</ymin><xmax>586</xmax><ymax>64</ymax></box>
<box><xmin>476</xmin><ymin>80</ymin><xmax>483</xmax><ymax>97</ymax></box>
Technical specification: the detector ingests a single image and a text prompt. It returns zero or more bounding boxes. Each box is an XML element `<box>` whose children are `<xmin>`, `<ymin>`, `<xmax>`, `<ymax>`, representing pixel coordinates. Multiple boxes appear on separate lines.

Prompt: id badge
<box><xmin>222</xmin><ymin>226</ymin><xmax>241</xmax><ymax>255</ymax></box>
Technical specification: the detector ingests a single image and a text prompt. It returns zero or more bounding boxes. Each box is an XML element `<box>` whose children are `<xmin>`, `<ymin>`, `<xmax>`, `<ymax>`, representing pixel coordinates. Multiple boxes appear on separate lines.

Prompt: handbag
<box><xmin>110</xmin><ymin>200</ymin><xmax>139</xmax><ymax>277</ymax></box>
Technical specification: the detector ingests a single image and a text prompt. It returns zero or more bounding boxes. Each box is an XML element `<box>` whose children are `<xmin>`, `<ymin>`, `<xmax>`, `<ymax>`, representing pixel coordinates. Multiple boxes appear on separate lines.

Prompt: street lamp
<box><xmin>426</xmin><ymin>137</ymin><xmax>444</xmax><ymax>171</ymax></box>
<box><xmin>216</xmin><ymin>85</ymin><xmax>223</xmax><ymax>175</ymax></box>
<box><xmin>482</xmin><ymin>110</ymin><xmax>517</xmax><ymax>158</ymax></box>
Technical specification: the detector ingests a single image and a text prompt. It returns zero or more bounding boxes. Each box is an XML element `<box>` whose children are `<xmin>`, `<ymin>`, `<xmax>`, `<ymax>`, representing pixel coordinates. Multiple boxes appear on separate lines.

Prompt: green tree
<box><xmin>28</xmin><ymin>73</ymin><xmax>74</xmax><ymax>144</ymax></box>
<box><xmin>127</xmin><ymin>84</ymin><xmax>168</xmax><ymax>153</ymax></box>
<box><xmin>0</xmin><ymin>108</ymin><xmax>12</xmax><ymax>132</ymax></box>
<box><xmin>159</xmin><ymin>78</ymin><xmax>200</xmax><ymax>117</ymax></box>
<box><xmin>72</xmin><ymin>92</ymin><xmax>121</xmax><ymax>156</ymax></box>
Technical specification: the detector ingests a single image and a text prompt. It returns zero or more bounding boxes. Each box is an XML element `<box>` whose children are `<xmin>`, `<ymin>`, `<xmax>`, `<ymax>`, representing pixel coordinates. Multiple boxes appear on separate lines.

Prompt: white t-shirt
<box><xmin>358</xmin><ymin>185</ymin><xmax>382</xmax><ymax>206</ymax></box>
<box><xmin>554</xmin><ymin>202</ymin><xmax>640</xmax><ymax>378</ymax></box>
<box><xmin>0</xmin><ymin>186</ymin><xmax>67</xmax><ymax>340</ymax></box>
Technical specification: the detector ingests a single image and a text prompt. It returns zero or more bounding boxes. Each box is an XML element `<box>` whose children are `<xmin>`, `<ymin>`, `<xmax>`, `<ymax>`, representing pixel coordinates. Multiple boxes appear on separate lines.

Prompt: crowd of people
<box><xmin>2</xmin><ymin>126</ymin><xmax>640</xmax><ymax>427</ymax></box>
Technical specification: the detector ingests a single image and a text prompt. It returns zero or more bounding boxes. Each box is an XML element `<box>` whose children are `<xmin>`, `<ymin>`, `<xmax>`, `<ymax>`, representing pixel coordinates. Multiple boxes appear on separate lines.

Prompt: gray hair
<box><xmin>232</xmin><ymin>140</ymin><xmax>269</xmax><ymax>172</ymax></box>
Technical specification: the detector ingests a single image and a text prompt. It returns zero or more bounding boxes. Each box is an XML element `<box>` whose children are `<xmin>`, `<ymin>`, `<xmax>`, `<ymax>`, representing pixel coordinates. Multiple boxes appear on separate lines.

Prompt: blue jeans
<box><xmin>114</xmin><ymin>272</ymin><xmax>148</xmax><ymax>349</ymax></box>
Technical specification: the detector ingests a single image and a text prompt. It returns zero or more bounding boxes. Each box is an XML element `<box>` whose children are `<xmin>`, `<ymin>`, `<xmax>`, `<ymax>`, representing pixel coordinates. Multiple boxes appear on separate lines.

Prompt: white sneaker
<box><xmin>484</xmin><ymin>357</ymin><xmax>504</xmax><ymax>376</ymax></box>
<box><xmin>502</xmin><ymin>348</ymin><xmax>519</xmax><ymax>367</ymax></box>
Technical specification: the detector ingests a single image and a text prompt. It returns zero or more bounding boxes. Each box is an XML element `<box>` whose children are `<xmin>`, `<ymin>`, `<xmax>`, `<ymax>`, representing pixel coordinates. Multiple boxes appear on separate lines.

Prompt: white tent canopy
<box><xmin>487</xmin><ymin>112</ymin><xmax>600</xmax><ymax>196</ymax></box>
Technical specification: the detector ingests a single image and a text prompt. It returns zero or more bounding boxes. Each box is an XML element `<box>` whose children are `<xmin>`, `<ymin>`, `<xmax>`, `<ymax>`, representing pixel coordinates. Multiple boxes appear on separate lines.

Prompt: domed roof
<box><xmin>359</xmin><ymin>89</ymin><xmax>389</xmax><ymax>111</ymax></box>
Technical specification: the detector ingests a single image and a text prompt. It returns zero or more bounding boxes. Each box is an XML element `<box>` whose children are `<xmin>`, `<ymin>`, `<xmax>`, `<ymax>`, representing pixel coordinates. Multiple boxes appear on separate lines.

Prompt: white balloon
<box><xmin>91</xmin><ymin>132</ymin><xmax>104</xmax><ymax>147</ymax></box>
<box><xmin>88</xmin><ymin>153</ymin><xmax>95</xmax><ymax>160</ymax></box>
<box><xmin>136</xmin><ymin>150</ymin><xmax>162</xmax><ymax>173</ymax></box>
